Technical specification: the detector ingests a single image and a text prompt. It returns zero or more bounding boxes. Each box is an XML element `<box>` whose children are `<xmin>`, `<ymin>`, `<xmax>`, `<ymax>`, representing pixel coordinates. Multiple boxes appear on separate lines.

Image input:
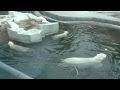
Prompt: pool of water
<box><xmin>0</xmin><ymin>23</ymin><xmax>120</xmax><ymax>79</ymax></box>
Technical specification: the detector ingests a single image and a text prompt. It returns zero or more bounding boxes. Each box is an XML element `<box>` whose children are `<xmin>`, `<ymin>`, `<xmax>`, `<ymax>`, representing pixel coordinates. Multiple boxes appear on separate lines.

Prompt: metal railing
<box><xmin>0</xmin><ymin>61</ymin><xmax>33</xmax><ymax>79</ymax></box>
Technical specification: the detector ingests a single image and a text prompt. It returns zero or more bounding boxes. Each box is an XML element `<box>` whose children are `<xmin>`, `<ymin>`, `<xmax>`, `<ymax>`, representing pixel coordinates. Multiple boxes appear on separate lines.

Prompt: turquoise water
<box><xmin>0</xmin><ymin>23</ymin><xmax>120</xmax><ymax>79</ymax></box>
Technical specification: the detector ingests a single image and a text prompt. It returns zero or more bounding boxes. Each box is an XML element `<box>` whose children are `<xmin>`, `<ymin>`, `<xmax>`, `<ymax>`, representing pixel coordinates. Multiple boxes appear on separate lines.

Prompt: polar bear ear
<box><xmin>34</xmin><ymin>11</ymin><xmax>41</xmax><ymax>17</ymax></box>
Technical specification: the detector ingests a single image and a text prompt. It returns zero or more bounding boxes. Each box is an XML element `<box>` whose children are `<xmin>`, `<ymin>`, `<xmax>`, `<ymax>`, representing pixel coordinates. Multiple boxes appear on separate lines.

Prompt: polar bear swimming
<box><xmin>62</xmin><ymin>53</ymin><xmax>106</xmax><ymax>64</ymax></box>
<box><xmin>59</xmin><ymin>53</ymin><xmax>107</xmax><ymax>75</ymax></box>
<box><xmin>52</xmin><ymin>31</ymin><xmax>69</xmax><ymax>40</ymax></box>
<box><xmin>8</xmin><ymin>31</ymin><xmax>69</xmax><ymax>52</ymax></box>
<box><xmin>8</xmin><ymin>41</ymin><xmax>31</xmax><ymax>52</ymax></box>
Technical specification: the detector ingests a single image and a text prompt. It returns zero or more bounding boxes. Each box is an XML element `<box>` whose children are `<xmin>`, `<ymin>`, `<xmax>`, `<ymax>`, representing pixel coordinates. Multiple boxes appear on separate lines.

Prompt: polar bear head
<box><xmin>64</xmin><ymin>31</ymin><xmax>69</xmax><ymax>35</ymax></box>
<box><xmin>8</xmin><ymin>41</ymin><xmax>14</xmax><ymax>46</ymax></box>
<box><xmin>93</xmin><ymin>53</ymin><xmax>106</xmax><ymax>62</ymax></box>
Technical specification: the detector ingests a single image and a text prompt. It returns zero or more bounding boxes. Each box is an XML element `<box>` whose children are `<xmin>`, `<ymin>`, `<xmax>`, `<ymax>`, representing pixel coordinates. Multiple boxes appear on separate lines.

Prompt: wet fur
<box><xmin>59</xmin><ymin>53</ymin><xmax>106</xmax><ymax>67</ymax></box>
<box><xmin>8</xmin><ymin>41</ymin><xmax>30</xmax><ymax>52</ymax></box>
<box><xmin>52</xmin><ymin>31</ymin><xmax>69</xmax><ymax>40</ymax></box>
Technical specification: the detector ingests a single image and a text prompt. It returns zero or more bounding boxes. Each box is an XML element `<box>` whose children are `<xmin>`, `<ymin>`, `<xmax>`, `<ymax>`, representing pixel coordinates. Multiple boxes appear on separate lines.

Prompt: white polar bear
<box><xmin>60</xmin><ymin>53</ymin><xmax>107</xmax><ymax>75</ymax></box>
<box><xmin>8</xmin><ymin>41</ymin><xmax>31</xmax><ymax>52</ymax></box>
<box><xmin>62</xmin><ymin>53</ymin><xmax>106</xmax><ymax>64</ymax></box>
<box><xmin>52</xmin><ymin>31</ymin><xmax>69</xmax><ymax>40</ymax></box>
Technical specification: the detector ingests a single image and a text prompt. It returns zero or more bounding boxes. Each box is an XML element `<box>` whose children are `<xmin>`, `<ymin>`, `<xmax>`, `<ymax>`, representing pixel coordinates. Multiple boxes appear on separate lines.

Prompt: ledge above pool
<box><xmin>40</xmin><ymin>11</ymin><xmax>120</xmax><ymax>26</ymax></box>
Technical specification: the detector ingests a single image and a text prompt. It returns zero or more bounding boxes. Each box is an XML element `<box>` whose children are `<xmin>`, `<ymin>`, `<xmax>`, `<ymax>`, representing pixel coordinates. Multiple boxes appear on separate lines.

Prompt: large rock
<box><xmin>5</xmin><ymin>11</ymin><xmax>59</xmax><ymax>44</ymax></box>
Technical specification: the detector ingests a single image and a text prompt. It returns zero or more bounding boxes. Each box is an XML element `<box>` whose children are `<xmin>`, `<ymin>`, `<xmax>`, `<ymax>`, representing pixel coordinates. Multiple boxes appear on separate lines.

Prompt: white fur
<box><xmin>52</xmin><ymin>31</ymin><xmax>69</xmax><ymax>40</ymax></box>
<box><xmin>8</xmin><ymin>41</ymin><xmax>30</xmax><ymax>52</ymax></box>
<box><xmin>62</xmin><ymin>53</ymin><xmax>106</xmax><ymax>65</ymax></box>
<box><xmin>60</xmin><ymin>53</ymin><xmax>106</xmax><ymax>75</ymax></box>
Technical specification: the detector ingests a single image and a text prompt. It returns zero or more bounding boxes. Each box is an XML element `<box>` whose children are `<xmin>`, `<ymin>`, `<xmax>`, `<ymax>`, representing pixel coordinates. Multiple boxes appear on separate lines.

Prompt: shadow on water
<box><xmin>1</xmin><ymin>23</ymin><xmax>120</xmax><ymax>79</ymax></box>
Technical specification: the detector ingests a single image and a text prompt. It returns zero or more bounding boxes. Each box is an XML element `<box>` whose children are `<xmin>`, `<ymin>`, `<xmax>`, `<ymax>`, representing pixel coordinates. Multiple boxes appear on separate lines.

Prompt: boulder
<box><xmin>5</xmin><ymin>11</ymin><xmax>59</xmax><ymax>44</ymax></box>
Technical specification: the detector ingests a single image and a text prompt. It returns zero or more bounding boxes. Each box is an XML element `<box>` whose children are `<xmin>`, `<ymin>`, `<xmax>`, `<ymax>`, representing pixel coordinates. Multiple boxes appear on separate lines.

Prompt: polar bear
<box><xmin>62</xmin><ymin>53</ymin><xmax>106</xmax><ymax>65</ymax></box>
<box><xmin>8</xmin><ymin>41</ymin><xmax>31</xmax><ymax>52</ymax></box>
<box><xmin>59</xmin><ymin>53</ymin><xmax>106</xmax><ymax>75</ymax></box>
<box><xmin>52</xmin><ymin>31</ymin><xmax>69</xmax><ymax>40</ymax></box>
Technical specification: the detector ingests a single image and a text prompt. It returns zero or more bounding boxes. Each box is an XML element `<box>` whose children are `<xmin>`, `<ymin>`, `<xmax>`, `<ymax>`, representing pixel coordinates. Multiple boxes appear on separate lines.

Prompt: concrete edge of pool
<box><xmin>40</xmin><ymin>11</ymin><xmax>120</xmax><ymax>26</ymax></box>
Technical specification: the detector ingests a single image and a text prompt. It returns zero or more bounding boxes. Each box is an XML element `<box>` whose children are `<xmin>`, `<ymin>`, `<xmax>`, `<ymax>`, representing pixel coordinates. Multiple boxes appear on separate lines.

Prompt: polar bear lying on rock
<box><xmin>8</xmin><ymin>41</ymin><xmax>31</xmax><ymax>52</ymax></box>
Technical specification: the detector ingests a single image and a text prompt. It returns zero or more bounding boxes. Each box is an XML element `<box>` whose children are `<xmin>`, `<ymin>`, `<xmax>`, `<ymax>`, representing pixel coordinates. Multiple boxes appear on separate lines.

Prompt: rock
<box><xmin>27</xmin><ymin>13</ymin><xmax>48</xmax><ymax>24</ymax></box>
<box><xmin>13</xmin><ymin>16</ymin><xmax>29</xmax><ymax>23</ymax></box>
<box><xmin>15</xmin><ymin>19</ymin><xmax>39</xmax><ymax>30</ymax></box>
<box><xmin>8</xmin><ymin>11</ymin><xmax>23</xmax><ymax>17</ymax></box>
<box><xmin>5</xmin><ymin>11</ymin><xmax>59</xmax><ymax>44</ymax></box>
<box><xmin>6</xmin><ymin>22</ymin><xmax>19</xmax><ymax>29</ymax></box>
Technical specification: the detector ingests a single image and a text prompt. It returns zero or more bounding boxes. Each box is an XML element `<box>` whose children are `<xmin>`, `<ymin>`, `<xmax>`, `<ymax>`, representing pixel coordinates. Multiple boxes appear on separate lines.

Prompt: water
<box><xmin>0</xmin><ymin>23</ymin><xmax>120</xmax><ymax>79</ymax></box>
